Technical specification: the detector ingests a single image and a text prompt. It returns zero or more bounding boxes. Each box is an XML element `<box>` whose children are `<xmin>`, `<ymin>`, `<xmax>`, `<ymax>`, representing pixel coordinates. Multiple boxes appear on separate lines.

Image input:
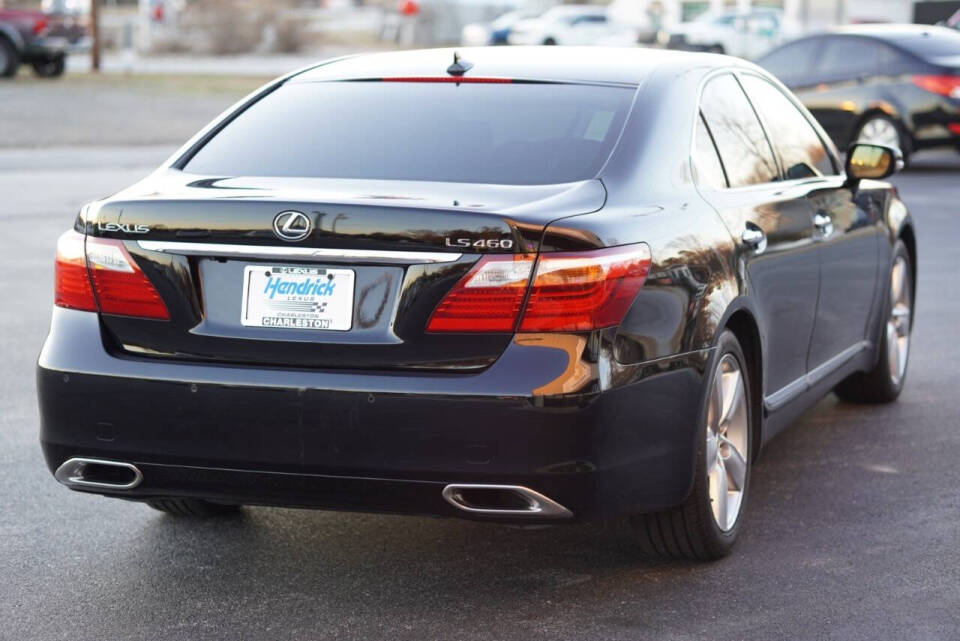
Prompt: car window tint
<box><xmin>699</xmin><ymin>74</ymin><xmax>779</xmax><ymax>187</ymax></box>
<box><xmin>740</xmin><ymin>75</ymin><xmax>836</xmax><ymax>178</ymax></box>
<box><xmin>757</xmin><ymin>38</ymin><xmax>820</xmax><ymax>84</ymax></box>
<box><xmin>818</xmin><ymin>37</ymin><xmax>884</xmax><ymax>78</ymax></box>
<box><xmin>693</xmin><ymin>113</ymin><xmax>728</xmax><ymax>189</ymax></box>
<box><xmin>183</xmin><ymin>82</ymin><xmax>634</xmax><ymax>186</ymax></box>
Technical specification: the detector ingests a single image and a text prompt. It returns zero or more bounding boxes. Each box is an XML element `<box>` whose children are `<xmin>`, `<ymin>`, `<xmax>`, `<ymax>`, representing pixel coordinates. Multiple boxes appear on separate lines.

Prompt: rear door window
<box><xmin>182</xmin><ymin>81</ymin><xmax>635</xmax><ymax>186</ymax></box>
<box><xmin>699</xmin><ymin>74</ymin><xmax>779</xmax><ymax>187</ymax></box>
<box><xmin>817</xmin><ymin>36</ymin><xmax>886</xmax><ymax>80</ymax></box>
<box><xmin>693</xmin><ymin>113</ymin><xmax>728</xmax><ymax>190</ymax></box>
<box><xmin>740</xmin><ymin>75</ymin><xmax>837</xmax><ymax>178</ymax></box>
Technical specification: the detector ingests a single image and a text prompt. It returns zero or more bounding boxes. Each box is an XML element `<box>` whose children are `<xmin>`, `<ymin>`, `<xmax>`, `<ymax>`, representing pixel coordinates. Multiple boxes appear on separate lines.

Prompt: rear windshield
<box><xmin>182</xmin><ymin>81</ymin><xmax>635</xmax><ymax>185</ymax></box>
<box><xmin>889</xmin><ymin>29</ymin><xmax>960</xmax><ymax>59</ymax></box>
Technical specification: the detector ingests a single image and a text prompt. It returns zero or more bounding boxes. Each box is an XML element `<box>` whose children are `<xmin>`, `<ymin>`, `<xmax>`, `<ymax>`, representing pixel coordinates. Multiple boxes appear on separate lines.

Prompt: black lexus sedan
<box><xmin>757</xmin><ymin>25</ymin><xmax>960</xmax><ymax>162</ymax></box>
<box><xmin>39</xmin><ymin>47</ymin><xmax>916</xmax><ymax>560</ymax></box>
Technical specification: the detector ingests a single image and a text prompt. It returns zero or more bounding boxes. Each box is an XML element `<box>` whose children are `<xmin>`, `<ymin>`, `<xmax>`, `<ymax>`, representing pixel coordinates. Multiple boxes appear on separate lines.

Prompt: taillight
<box><xmin>54</xmin><ymin>230</ymin><xmax>97</xmax><ymax>312</ymax></box>
<box><xmin>86</xmin><ymin>237</ymin><xmax>170</xmax><ymax>319</ymax></box>
<box><xmin>426</xmin><ymin>244</ymin><xmax>651</xmax><ymax>333</ymax></box>
<box><xmin>53</xmin><ymin>230</ymin><xmax>170</xmax><ymax>320</ymax></box>
<box><xmin>33</xmin><ymin>16</ymin><xmax>48</xmax><ymax>36</ymax></box>
<box><xmin>520</xmin><ymin>244</ymin><xmax>651</xmax><ymax>332</ymax></box>
<box><xmin>911</xmin><ymin>75</ymin><xmax>960</xmax><ymax>99</ymax></box>
<box><xmin>426</xmin><ymin>254</ymin><xmax>535</xmax><ymax>332</ymax></box>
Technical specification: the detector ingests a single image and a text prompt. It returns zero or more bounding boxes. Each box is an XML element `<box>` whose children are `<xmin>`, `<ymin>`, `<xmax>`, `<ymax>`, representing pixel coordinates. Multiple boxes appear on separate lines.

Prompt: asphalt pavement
<box><xmin>1</xmin><ymin>141</ymin><xmax>958</xmax><ymax>640</ymax></box>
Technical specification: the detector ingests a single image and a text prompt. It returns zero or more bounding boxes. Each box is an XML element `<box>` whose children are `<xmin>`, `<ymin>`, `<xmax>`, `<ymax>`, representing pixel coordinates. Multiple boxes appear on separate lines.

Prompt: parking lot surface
<box><xmin>1</xmin><ymin>77</ymin><xmax>958</xmax><ymax>640</ymax></box>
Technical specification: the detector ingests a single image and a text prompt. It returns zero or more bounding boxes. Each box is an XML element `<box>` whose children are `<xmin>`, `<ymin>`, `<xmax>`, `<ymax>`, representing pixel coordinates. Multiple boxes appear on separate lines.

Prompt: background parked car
<box><xmin>40</xmin><ymin>0</ymin><xmax>90</xmax><ymax>46</ymax></box>
<box><xmin>0</xmin><ymin>6</ymin><xmax>68</xmax><ymax>78</ymax></box>
<box><xmin>461</xmin><ymin>9</ymin><xmax>543</xmax><ymax>46</ymax></box>
<box><xmin>758</xmin><ymin>25</ymin><xmax>960</xmax><ymax>162</ymax></box>
<box><xmin>660</xmin><ymin>8</ymin><xmax>797</xmax><ymax>59</ymax></box>
<box><xmin>506</xmin><ymin>5</ymin><xmax>633</xmax><ymax>46</ymax></box>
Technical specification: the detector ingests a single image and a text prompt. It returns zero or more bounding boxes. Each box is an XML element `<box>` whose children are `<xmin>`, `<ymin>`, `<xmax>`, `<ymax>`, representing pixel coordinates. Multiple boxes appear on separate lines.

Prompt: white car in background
<box><xmin>660</xmin><ymin>8</ymin><xmax>797</xmax><ymax>59</ymax></box>
<box><xmin>507</xmin><ymin>5</ymin><xmax>633</xmax><ymax>46</ymax></box>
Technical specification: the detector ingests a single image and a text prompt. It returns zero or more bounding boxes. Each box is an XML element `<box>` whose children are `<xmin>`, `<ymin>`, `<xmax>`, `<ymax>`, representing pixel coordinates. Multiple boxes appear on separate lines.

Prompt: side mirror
<box><xmin>845</xmin><ymin>143</ymin><xmax>903</xmax><ymax>185</ymax></box>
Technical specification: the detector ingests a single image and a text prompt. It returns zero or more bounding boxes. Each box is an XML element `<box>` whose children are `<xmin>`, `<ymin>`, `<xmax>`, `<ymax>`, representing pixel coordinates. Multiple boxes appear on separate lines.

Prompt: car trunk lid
<box><xmin>87</xmin><ymin>172</ymin><xmax>605</xmax><ymax>371</ymax></box>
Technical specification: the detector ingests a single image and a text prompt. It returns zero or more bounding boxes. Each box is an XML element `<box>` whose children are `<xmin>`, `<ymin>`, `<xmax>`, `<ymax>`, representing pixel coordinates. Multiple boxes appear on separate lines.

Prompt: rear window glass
<box><xmin>889</xmin><ymin>29</ymin><xmax>960</xmax><ymax>59</ymax></box>
<box><xmin>182</xmin><ymin>82</ymin><xmax>635</xmax><ymax>185</ymax></box>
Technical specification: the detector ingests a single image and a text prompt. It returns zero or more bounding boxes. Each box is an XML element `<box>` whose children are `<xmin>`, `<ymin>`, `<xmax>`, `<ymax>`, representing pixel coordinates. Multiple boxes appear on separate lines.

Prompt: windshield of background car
<box><xmin>182</xmin><ymin>82</ymin><xmax>636</xmax><ymax>185</ymax></box>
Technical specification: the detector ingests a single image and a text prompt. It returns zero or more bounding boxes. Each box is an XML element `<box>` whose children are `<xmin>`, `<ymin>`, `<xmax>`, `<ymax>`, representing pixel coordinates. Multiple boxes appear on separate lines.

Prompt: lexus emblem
<box><xmin>272</xmin><ymin>211</ymin><xmax>312</xmax><ymax>242</ymax></box>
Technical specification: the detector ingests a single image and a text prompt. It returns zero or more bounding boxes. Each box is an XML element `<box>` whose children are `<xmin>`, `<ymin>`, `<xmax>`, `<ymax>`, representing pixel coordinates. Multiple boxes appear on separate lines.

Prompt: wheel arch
<box><xmin>898</xmin><ymin>222</ymin><xmax>917</xmax><ymax>314</ymax></box>
<box><xmin>721</xmin><ymin>307</ymin><xmax>764</xmax><ymax>461</ymax></box>
<box><xmin>0</xmin><ymin>24</ymin><xmax>25</xmax><ymax>53</ymax></box>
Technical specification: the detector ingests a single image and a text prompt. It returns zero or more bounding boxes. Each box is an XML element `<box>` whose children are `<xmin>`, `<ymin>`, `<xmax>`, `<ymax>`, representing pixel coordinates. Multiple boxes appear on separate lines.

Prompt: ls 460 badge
<box><xmin>445</xmin><ymin>238</ymin><xmax>513</xmax><ymax>249</ymax></box>
<box><xmin>97</xmin><ymin>222</ymin><xmax>150</xmax><ymax>234</ymax></box>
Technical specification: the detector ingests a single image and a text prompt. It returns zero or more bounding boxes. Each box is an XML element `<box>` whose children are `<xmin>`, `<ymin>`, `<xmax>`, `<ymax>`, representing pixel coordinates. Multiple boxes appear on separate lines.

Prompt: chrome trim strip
<box><xmin>764</xmin><ymin>341</ymin><xmax>871</xmax><ymax>412</ymax></box>
<box><xmin>137</xmin><ymin>240</ymin><xmax>462</xmax><ymax>264</ymax></box>
<box><xmin>442</xmin><ymin>484</ymin><xmax>574</xmax><ymax>519</ymax></box>
<box><xmin>54</xmin><ymin>457</ymin><xmax>143</xmax><ymax>491</ymax></box>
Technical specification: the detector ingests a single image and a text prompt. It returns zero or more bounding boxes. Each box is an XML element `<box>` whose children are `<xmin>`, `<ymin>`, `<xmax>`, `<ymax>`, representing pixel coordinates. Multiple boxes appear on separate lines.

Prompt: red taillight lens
<box><xmin>519</xmin><ymin>244</ymin><xmax>651</xmax><ymax>332</ymax></box>
<box><xmin>426</xmin><ymin>244</ymin><xmax>651</xmax><ymax>333</ymax></box>
<box><xmin>54</xmin><ymin>230</ymin><xmax>97</xmax><ymax>312</ymax></box>
<box><xmin>911</xmin><ymin>75</ymin><xmax>960</xmax><ymax>99</ymax></box>
<box><xmin>33</xmin><ymin>16</ymin><xmax>48</xmax><ymax>36</ymax></box>
<box><xmin>85</xmin><ymin>237</ymin><xmax>170</xmax><ymax>320</ymax></box>
<box><xmin>53</xmin><ymin>231</ymin><xmax>170</xmax><ymax>320</ymax></box>
<box><xmin>426</xmin><ymin>254</ymin><xmax>535</xmax><ymax>332</ymax></box>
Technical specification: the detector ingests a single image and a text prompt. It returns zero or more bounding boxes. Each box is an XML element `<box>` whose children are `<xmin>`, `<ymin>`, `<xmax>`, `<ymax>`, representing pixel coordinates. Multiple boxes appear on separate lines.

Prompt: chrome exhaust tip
<box><xmin>442</xmin><ymin>484</ymin><xmax>573</xmax><ymax>518</ymax></box>
<box><xmin>54</xmin><ymin>457</ymin><xmax>143</xmax><ymax>491</ymax></box>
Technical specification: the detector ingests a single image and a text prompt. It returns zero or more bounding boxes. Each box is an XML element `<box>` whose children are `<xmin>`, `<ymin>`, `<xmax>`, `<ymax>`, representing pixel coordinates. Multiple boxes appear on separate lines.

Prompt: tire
<box><xmin>542</xmin><ymin>38</ymin><xmax>557</xmax><ymax>45</ymax></box>
<box><xmin>146</xmin><ymin>498</ymin><xmax>244</xmax><ymax>517</ymax></box>
<box><xmin>32</xmin><ymin>55</ymin><xmax>66</xmax><ymax>78</ymax></box>
<box><xmin>855</xmin><ymin>114</ymin><xmax>911</xmax><ymax>164</ymax></box>
<box><xmin>835</xmin><ymin>240</ymin><xmax>913</xmax><ymax>403</ymax></box>
<box><xmin>707</xmin><ymin>44</ymin><xmax>724</xmax><ymax>54</ymax></box>
<box><xmin>0</xmin><ymin>37</ymin><xmax>19</xmax><ymax>78</ymax></box>
<box><xmin>631</xmin><ymin>330</ymin><xmax>753</xmax><ymax>561</ymax></box>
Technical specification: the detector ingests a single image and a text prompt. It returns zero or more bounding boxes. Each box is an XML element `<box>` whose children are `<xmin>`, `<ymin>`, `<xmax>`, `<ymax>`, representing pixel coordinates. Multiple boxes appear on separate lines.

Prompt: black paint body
<box><xmin>37</xmin><ymin>48</ymin><xmax>916</xmax><ymax>522</ymax></box>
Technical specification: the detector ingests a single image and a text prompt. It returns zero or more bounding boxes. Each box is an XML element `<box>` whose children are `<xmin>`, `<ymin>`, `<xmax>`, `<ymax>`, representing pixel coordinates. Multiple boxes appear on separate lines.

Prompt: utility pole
<box><xmin>90</xmin><ymin>0</ymin><xmax>100</xmax><ymax>72</ymax></box>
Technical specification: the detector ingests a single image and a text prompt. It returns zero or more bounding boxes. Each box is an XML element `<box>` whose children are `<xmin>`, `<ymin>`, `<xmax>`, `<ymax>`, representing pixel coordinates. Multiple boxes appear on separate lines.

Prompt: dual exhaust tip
<box><xmin>54</xmin><ymin>457</ymin><xmax>142</xmax><ymax>490</ymax></box>
<box><xmin>442</xmin><ymin>484</ymin><xmax>573</xmax><ymax>518</ymax></box>
<box><xmin>55</xmin><ymin>458</ymin><xmax>573</xmax><ymax>519</ymax></box>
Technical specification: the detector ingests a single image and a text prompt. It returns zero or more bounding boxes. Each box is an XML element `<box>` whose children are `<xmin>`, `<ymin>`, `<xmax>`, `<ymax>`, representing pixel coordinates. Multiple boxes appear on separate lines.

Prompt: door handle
<box><xmin>741</xmin><ymin>225</ymin><xmax>767</xmax><ymax>253</ymax></box>
<box><xmin>813</xmin><ymin>212</ymin><xmax>834</xmax><ymax>238</ymax></box>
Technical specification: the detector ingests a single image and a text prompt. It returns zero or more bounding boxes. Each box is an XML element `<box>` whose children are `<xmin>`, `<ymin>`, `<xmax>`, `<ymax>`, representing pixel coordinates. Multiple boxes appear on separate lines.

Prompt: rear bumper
<box><xmin>23</xmin><ymin>37</ymin><xmax>67</xmax><ymax>62</ymax></box>
<box><xmin>38</xmin><ymin>308</ymin><xmax>710</xmax><ymax>522</ymax></box>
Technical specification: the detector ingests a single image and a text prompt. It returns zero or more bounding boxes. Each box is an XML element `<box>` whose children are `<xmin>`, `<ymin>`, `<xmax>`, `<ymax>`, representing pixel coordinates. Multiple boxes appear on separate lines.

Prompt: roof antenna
<box><xmin>447</xmin><ymin>51</ymin><xmax>473</xmax><ymax>77</ymax></box>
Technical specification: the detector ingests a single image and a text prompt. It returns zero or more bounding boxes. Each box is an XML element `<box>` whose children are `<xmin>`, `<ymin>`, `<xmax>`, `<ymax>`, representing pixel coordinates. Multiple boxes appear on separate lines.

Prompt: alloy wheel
<box><xmin>858</xmin><ymin>117</ymin><xmax>901</xmax><ymax>148</ymax></box>
<box><xmin>887</xmin><ymin>255</ymin><xmax>912</xmax><ymax>386</ymax></box>
<box><xmin>705</xmin><ymin>354</ymin><xmax>749</xmax><ymax>532</ymax></box>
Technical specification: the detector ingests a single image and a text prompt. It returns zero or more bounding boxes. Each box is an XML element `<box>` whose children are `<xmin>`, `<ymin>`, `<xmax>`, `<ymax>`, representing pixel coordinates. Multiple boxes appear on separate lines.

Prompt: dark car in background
<box><xmin>758</xmin><ymin>25</ymin><xmax>960</xmax><ymax>161</ymax></box>
<box><xmin>0</xmin><ymin>6</ymin><xmax>68</xmax><ymax>77</ymax></box>
<box><xmin>38</xmin><ymin>47</ymin><xmax>916</xmax><ymax>561</ymax></box>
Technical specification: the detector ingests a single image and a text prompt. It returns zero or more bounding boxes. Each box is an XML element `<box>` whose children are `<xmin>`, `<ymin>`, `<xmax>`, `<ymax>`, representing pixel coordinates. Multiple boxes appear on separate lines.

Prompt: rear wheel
<box><xmin>0</xmin><ymin>37</ymin><xmax>19</xmax><ymax>78</ymax></box>
<box><xmin>146</xmin><ymin>498</ymin><xmax>244</xmax><ymax>517</ymax></box>
<box><xmin>32</xmin><ymin>55</ymin><xmax>66</xmax><ymax>78</ymax></box>
<box><xmin>542</xmin><ymin>37</ymin><xmax>557</xmax><ymax>45</ymax></box>
<box><xmin>855</xmin><ymin>114</ymin><xmax>910</xmax><ymax>164</ymax></box>
<box><xmin>632</xmin><ymin>330</ymin><xmax>752</xmax><ymax>560</ymax></box>
<box><xmin>835</xmin><ymin>240</ymin><xmax>912</xmax><ymax>403</ymax></box>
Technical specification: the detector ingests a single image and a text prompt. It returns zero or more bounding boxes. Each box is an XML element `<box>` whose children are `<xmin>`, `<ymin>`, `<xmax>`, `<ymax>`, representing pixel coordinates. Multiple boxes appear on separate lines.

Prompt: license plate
<box><xmin>241</xmin><ymin>265</ymin><xmax>354</xmax><ymax>331</ymax></box>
